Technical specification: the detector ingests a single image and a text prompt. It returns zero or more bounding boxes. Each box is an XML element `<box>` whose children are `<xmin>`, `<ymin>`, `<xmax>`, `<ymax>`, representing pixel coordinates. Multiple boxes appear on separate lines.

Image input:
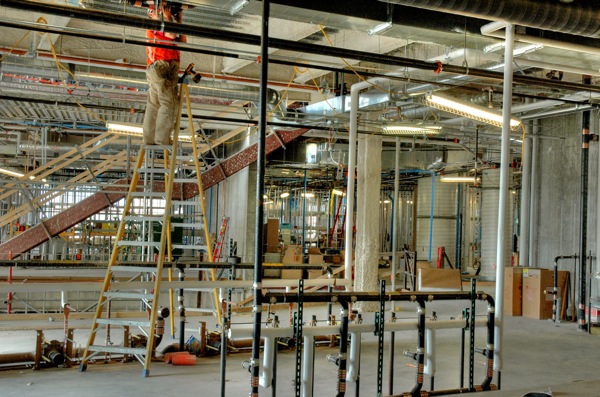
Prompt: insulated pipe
<box><xmin>336</xmin><ymin>302</ymin><xmax>350</xmax><ymax>397</ymax></box>
<box><xmin>346</xmin><ymin>332</ymin><xmax>361</xmax><ymax>383</ymax></box>
<box><xmin>301</xmin><ymin>335</ymin><xmax>315</xmax><ymax>397</ymax></box>
<box><xmin>385</xmin><ymin>0</ymin><xmax>600</xmax><ymax>38</ymax></box>
<box><xmin>409</xmin><ymin>298</ymin><xmax>426</xmax><ymax>397</ymax></box>
<box><xmin>579</xmin><ymin>76</ymin><xmax>592</xmax><ymax>332</ymax></box>
<box><xmin>552</xmin><ymin>255</ymin><xmax>578</xmax><ymax>322</ymax></box>
<box><xmin>250</xmin><ymin>2</ymin><xmax>270</xmax><ymax>396</ymax></box>
<box><xmin>520</xmin><ymin>109</ymin><xmax>533</xmax><ymax>268</ymax></box>
<box><xmin>529</xmin><ymin>121</ymin><xmax>540</xmax><ymax>269</ymax></box>
<box><xmin>424</xmin><ymin>327</ymin><xmax>436</xmax><ymax>390</ymax></box>
<box><xmin>259</xmin><ymin>336</ymin><xmax>276</xmax><ymax>389</ymax></box>
<box><xmin>391</xmin><ymin>137</ymin><xmax>401</xmax><ymax>291</ymax></box>
<box><xmin>493</xmin><ymin>23</ymin><xmax>515</xmax><ymax>377</ymax></box>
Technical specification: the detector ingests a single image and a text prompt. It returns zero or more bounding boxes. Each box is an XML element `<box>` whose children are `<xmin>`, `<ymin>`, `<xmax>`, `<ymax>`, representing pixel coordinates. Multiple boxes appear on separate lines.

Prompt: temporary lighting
<box><xmin>422</xmin><ymin>93</ymin><xmax>522</xmax><ymax>131</ymax></box>
<box><xmin>382</xmin><ymin>123</ymin><xmax>442</xmax><ymax>135</ymax></box>
<box><xmin>106</xmin><ymin>122</ymin><xmax>192</xmax><ymax>142</ymax></box>
<box><xmin>280</xmin><ymin>192</ymin><xmax>290</xmax><ymax>198</ymax></box>
<box><xmin>230</xmin><ymin>0</ymin><xmax>249</xmax><ymax>15</ymax></box>
<box><xmin>301</xmin><ymin>192</ymin><xmax>315</xmax><ymax>198</ymax></box>
<box><xmin>483</xmin><ymin>42</ymin><xmax>544</xmax><ymax>56</ymax></box>
<box><xmin>0</xmin><ymin>168</ymin><xmax>24</xmax><ymax>178</ymax></box>
<box><xmin>440</xmin><ymin>175</ymin><xmax>480</xmax><ymax>183</ymax></box>
<box><xmin>368</xmin><ymin>21</ymin><xmax>392</xmax><ymax>36</ymax></box>
<box><xmin>332</xmin><ymin>189</ymin><xmax>346</xmax><ymax>196</ymax></box>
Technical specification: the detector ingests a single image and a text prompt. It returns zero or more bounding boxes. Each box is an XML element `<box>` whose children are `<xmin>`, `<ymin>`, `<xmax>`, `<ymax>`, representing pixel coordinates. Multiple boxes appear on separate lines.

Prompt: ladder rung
<box><xmin>171</xmin><ymin>201</ymin><xmax>200</xmax><ymax>207</ymax></box>
<box><xmin>171</xmin><ymin>222</ymin><xmax>204</xmax><ymax>228</ymax></box>
<box><xmin>186</xmin><ymin>307</ymin><xmax>217</xmax><ymax>313</ymax></box>
<box><xmin>88</xmin><ymin>345</ymin><xmax>148</xmax><ymax>355</ymax></box>
<box><xmin>111</xmin><ymin>265</ymin><xmax>161</xmax><ymax>272</ymax></box>
<box><xmin>117</xmin><ymin>241</ymin><xmax>160</xmax><ymax>247</ymax></box>
<box><xmin>172</xmin><ymin>244</ymin><xmax>207</xmax><ymax>250</ymax></box>
<box><xmin>173</xmin><ymin>178</ymin><xmax>200</xmax><ymax>183</ymax></box>
<box><xmin>96</xmin><ymin>318</ymin><xmax>152</xmax><ymax>327</ymax></box>
<box><xmin>104</xmin><ymin>291</ymin><xmax>155</xmax><ymax>300</ymax></box>
<box><xmin>138</xmin><ymin>167</ymin><xmax>169</xmax><ymax>173</ymax></box>
<box><xmin>143</xmin><ymin>144</ymin><xmax>172</xmax><ymax>151</ymax></box>
<box><xmin>123</xmin><ymin>215</ymin><xmax>163</xmax><ymax>222</ymax></box>
<box><xmin>130</xmin><ymin>192</ymin><xmax>166</xmax><ymax>198</ymax></box>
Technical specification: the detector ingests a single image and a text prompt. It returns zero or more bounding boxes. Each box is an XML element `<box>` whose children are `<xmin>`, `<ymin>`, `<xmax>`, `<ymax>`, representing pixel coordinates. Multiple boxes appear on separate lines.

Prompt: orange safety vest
<box><xmin>146</xmin><ymin>30</ymin><xmax>180</xmax><ymax>66</ymax></box>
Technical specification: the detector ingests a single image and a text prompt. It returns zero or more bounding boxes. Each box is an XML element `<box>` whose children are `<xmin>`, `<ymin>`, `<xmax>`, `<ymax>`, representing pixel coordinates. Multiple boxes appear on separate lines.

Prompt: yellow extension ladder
<box><xmin>79</xmin><ymin>82</ymin><xmax>220</xmax><ymax>377</ymax></box>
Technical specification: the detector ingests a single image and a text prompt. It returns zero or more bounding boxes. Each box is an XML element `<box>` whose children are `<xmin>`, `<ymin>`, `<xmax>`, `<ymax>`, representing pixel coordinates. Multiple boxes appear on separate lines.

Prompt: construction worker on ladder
<box><xmin>142</xmin><ymin>1</ymin><xmax>186</xmax><ymax>146</ymax></box>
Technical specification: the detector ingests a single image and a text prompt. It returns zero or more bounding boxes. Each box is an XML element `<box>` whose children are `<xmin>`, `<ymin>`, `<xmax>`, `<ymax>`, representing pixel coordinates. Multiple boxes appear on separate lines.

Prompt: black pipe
<box><xmin>408</xmin><ymin>298</ymin><xmax>426</xmax><ymax>397</ymax></box>
<box><xmin>264</xmin><ymin>290</ymin><xmax>479</xmax><ymax>303</ymax></box>
<box><xmin>249</xmin><ymin>1</ymin><xmax>269</xmax><ymax>395</ymax></box>
<box><xmin>388</xmin><ymin>312</ymin><xmax>396</xmax><ymax>396</ymax></box>
<box><xmin>579</xmin><ymin>75</ymin><xmax>591</xmax><ymax>332</ymax></box>
<box><xmin>480</xmin><ymin>294</ymin><xmax>496</xmax><ymax>391</ymax></box>
<box><xmin>336</xmin><ymin>301</ymin><xmax>349</xmax><ymax>397</ymax></box>
<box><xmin>3</xmin><ymin>1</ymin><xmax>600</xmax><ymax>95</ymax></box>
<box><xmin>552</xmin><ymin>255</ymin><xmax>578</xmax><ymax>322</ymax></box>
<box><xmin>178</xmin><ymin>267</ymin><xmax>185</xmax><ymax>350</ymax></box>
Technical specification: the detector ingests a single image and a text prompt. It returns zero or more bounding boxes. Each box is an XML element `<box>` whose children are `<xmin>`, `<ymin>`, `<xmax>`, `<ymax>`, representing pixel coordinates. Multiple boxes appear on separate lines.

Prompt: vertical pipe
<box><xmin>346</xmin><ymin>332</ymin><xmax>361</xmax><ymax>383</ymax></box>
<box><xmin>388</xmin><ymin>312</ymin><xmax>396</xmax><ymax>395</ymax></box>
<box><xmin>220</xmin><ymin>313</ymin><xmax>228</xmax><ymax>397</ymax></box>
<box><xmin>260</xmin><ymin>336</ymin><xmax>275</xmax><ymax>389</ymax></box>
<box><xmin>302</xmin><ymin>169</ymin><xmax>307</xmax><ymax>249</ymax></box>
<box><xmin>7</xmin><ymin>266</ymin><xmax>12</xmax><ymax>314</ymax></box>
<box><xmin>178</xmin><ymin>267</ymin><xmax>185</xmax><ymax>350</ymax></box>
<box><xmin>520</xmin><ymin>108</ymin><xmax>533</xmax><ymax>268</ymax></box>
<box><xmin>428</xmin><ymin>175</ymin><xmax>435</xmax><ymax>262</ymax></box>
<box><xmin>494</xmin><ymin>22</ymin><xmax>515</xmax><ymax>378</ymax></box>
<box><xmin>250</xmin><ymin>1</ymin><xmax>270</xmax><ymax>395</ymax></box>
<box><xmin>345</xmin><ymin>84</ymin><xmax>360</xmax><ymax>289</ymax></box>
<box><xmin>391</xmin><ymin>137</ymin><xmax>400</xmax><ymax>291</ymax></box>
<box><xmin>455</xmin><ymin>184</ymin><xmax>463</xmax><ymax>271</ymax></box>
<box><xmin>301</xmin><ymin>335</ymin><xmax>315</xmax><ymax>397</ymax></box>
<box><xmin>336</xmin><ymin>302</ymin><xmax>349</xmax><ymax>397</ymax></box>
<box><xmin>529</xmin><ymin>122</ymin><xmax>540</xmax><ymax>270</ymax></box>
<box><xmin>409</xmin><ymin>299</ymin><xmax>426</xmax><ymax>396</ymax></box>
<box><xmin>579</xmin><ymin>75</ymin><xmax>592</xmax><ymax>332</ymax></box>
<box><xmin>424</xmin><ymin>327</ymin><xmax>436</xmax><ymax>391</ymax></box>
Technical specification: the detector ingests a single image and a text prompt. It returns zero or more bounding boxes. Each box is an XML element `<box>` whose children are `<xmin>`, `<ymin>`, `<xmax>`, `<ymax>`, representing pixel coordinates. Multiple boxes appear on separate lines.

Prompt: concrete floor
<box><xmin>1</xmin><ymin>297</ymin><xmax>600</xmax><ymax>397</ymax></box>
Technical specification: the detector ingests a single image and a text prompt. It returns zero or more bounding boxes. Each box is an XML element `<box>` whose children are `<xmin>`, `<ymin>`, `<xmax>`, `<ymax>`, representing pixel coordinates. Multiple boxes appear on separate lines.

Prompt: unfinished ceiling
<box><xmin>0</xmin><ymin>0</ymin><xmax>599</xmax><ymax>188</ymax></box>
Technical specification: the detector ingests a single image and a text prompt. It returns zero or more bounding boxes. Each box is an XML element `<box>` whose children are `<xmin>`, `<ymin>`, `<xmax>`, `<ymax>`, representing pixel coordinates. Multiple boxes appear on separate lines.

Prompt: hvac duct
<box><xmin>416</xmin><ymin>177</ymin><xmax>458</xmax><ymax>264</ymax></box>
<box><xmin>381</xmin><ymin>0</ymin><xmax>600</xmax><ymax>38</ymax></box>
<box><xmin>480</xmin><ymin>168</ymin><xmax>513</xmax><ymax>280</ymax></box>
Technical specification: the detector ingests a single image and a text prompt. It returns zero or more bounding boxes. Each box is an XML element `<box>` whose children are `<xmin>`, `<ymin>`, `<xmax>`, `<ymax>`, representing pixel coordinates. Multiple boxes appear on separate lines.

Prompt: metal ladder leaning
<box><xmin>79</xmin><ymin>79</ymin><xmax>217</xmax><ymax>377</ymax></box>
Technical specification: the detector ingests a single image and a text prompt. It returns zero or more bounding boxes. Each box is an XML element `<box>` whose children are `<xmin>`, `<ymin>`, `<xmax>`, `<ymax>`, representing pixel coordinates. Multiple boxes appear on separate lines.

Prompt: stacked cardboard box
<box><xmin>263</xmin><ymin>219</ymin><xmax>280</xmax><ymax>253</ymax></box>
<box><xmin>522</xmin><ymin>268</ymin><xmax>569</xmax><ymax>320</ymax></box>
<box><xmin>504</xmin><ymin>267</ymin><xmax>523</xmax><ymax>316</ymax></box>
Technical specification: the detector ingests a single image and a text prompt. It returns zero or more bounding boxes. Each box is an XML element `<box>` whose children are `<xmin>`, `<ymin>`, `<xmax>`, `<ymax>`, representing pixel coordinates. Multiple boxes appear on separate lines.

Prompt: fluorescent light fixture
<box><xmin>301</xmin><ymin>192</ymin><xmax>315</xmax><ymax>198</ymax></box>
<box><xmin>423</xmin><ymin>93</ymin><xmax>522</xmax><ymax>130</ymax></box>
<box><xmin>107</xmin><ymin>122</ymin><xmax>192</xmax><ymax>142</ymax></box>
<box><xmin>368</xmin><ymin>20</ymin><xmax>392</xmax><ymax>36</ymax></box>
<box><xmin>107</xmin><ymin>122</ymin><xmax>143</xmax><ymax>135</ymax></box>
<box><xmin>280</xmin><ymin>192</ymin><xmax>290</xmax><ymax>198</ymax></box>
<box><xmin>483</xmin><ymin>42</ymin><xmax>544</xmax><ymax>56</ymax></box>
<box><xmin>382</xmin><ymin>123</ymin><xmax>442</xmax><ymax>135</ymax></box>
<box><xmin>440</xmin><ymin>175</ymin><xmax>480</xmax><ymax>183</ymax></box>
<box><xmin>263</xmin><ymin>194</ymin><xmax>268</xmax><ymax>199</ymax></box>
<box><xmin>230</xmin><ymin>0</ymin><xmax>248</xmax><ymax>15</ymax></box>
<box><xmin>0</xmin><ymin>168</ymin><xmax>24</xmax><ymax>178</ymax></box>
<box><xmin>332</xmin><ymin>189</ymin><xmax>346</xmax><ymax>196</ymax></box>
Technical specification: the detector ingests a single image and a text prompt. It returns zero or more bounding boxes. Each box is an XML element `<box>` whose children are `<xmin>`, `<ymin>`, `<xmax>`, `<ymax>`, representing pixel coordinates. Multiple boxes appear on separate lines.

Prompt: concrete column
<box><xmin>354</xmin><ymin>134</ymin><xmax>382</xmax><ymax>312</ymax></box>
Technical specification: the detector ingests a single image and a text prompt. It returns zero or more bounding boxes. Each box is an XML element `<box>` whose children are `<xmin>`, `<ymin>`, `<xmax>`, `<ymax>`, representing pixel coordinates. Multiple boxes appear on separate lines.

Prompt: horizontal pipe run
<box><xmin>264</xmin><ymin>290</ymin><xmax>489</xmax><ymax>304</ymax></box>
<box><xmin>0</xmin><ymin>278</ymin><xmax>350</xmax><ymax>294</ymax></box>
<box><xmin>228</xmin><ymin>318</ymin><xmax>489</xmax><ymax>339</ymax></box>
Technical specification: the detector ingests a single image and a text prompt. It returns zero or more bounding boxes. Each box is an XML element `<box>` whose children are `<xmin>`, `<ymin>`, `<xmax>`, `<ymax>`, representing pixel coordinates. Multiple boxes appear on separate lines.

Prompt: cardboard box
<box><xmin>308</xmin><ymin>254</ymin><xmax>324</xmax><ymax>265</ymax></box>
<box><xmin>417</xmin><ymin>260</ymin><xmax>432</xmax><ymax>270</ymax></box>
<box><xmin>504</xmin><ymin>267</ymin><xmax>523</xmax><ymax>316</ymax></box>
<box><xmin>282</xmin><ymin>245</ymin><xmax>302</xmax><ymax>264</ymax></box>
<box><xmin>281</xmin><ymin>269</ymin><xmax>303</xmax><ymax>279</ymax></box>
<box><xmin>308</xmin><ymin>269</ymin><xmax>323</xmax><ymax>279</ymax></box>
<box><xmin>417</xmin><ymin>268</ymin><xmax>462</xmax><ymax>291</ymax></box>
<box><xmin>522</xmin><ymin>268</ymin><xmax>569</xmax><ymax>320</ymax></box>
<box><xmin>263</xmin><ymin>219</ymin><xmax>280</xmax><ymax>253</ymax></box>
